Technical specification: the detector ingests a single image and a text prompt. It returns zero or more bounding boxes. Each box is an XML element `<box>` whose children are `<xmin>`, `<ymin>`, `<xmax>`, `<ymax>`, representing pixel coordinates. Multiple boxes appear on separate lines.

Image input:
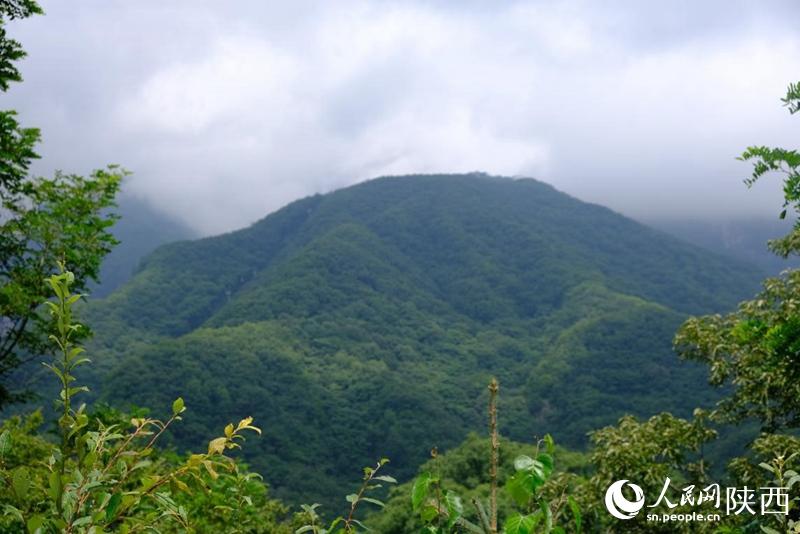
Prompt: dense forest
<box><xmin>1</xmin><ymin>2</ymin><xmax>799</xmax><ymax>533</ymax></box>
<box><xmin>80</xmin><ymin>173</ymin><xmax>764</xmax><ymax>507</ymax></box>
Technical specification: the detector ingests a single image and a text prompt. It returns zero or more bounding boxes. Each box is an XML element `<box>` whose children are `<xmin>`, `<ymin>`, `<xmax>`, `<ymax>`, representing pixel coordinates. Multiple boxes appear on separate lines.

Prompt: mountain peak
<box><xmin>91</xmin><ymin>173</ymin><xmax>762</xmax><ymax>505</ymax></box>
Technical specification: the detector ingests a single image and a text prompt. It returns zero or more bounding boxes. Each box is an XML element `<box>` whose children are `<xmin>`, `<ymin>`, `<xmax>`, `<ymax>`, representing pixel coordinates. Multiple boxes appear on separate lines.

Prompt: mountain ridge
<box><xmin>85</xmin><ymin>173</ymin><xmax>763</xmax><ymax>505</ymax></box>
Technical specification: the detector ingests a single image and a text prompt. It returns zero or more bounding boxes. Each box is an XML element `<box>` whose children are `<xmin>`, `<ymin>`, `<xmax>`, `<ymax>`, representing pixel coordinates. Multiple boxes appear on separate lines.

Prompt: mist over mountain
<box><xmin>649</xmin><ymin>216</ymin><xmax>800</xmax><ymax>276</ymax></box>
<box><xmin>84</xmin><ymin>173</ymin><xmax>763</xmax><ymax>505</ymax></box>
<box><xmin>90</xmin><ymin>194</ymin><xmax>197</xmax><ymax>297</ymax></box>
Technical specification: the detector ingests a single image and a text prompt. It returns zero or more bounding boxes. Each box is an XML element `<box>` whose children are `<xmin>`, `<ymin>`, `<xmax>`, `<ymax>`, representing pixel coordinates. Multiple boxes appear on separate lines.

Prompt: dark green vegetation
<box><xmin>368</xmin><ymin>433</ymin><xmax>587</xmax><ymax>533</ymax></box>
<box><xmin>81</xmin><ymin>173</ymin><xmax>763</xmax><ymax>506</ymax></box>
<box><xmin>1</xmin><ymin>269</ymin><xmax>295</xmax><ymax>532</ymax></box>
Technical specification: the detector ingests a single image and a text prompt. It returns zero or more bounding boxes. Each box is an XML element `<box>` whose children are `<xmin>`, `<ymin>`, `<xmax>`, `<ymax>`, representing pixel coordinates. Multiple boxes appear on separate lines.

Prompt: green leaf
<box><xmin>420</xmin><ymin>504</ymin><xmax>438</xmax><ymax>523</ymax></box>
<box><xmin>444</xmin><ymin>491</ymin><xmax>463</xmax><ymax>528</ymax></box>
<box><xmin>543</xmin><ymin>433</ymin><xmax>555</xmax><ymax>454</ymax></box>
<box><xmin>12</xmin><ymin>468</ymin><xmax>29</xmax><ymax>501</ymax></box>
<box><xmin>411</xmin><ymin>472</ymin><xmax>432</xmax><ymax>511</ymax></box>
<box><xmin>67</xmin><ymin>386</ymin><xmax>89</xmax><ymax>397</ymax></box>
<box><xmin>506</xmin><ymin>472</ymin><xmax>532</xmax><ymax>507</ymax></box>
<box><xmin>67</xmin><ymin>346</ymin><xmax>85</xmax><ymax>361</ymax></box>
<box><xmin>536</xmin><ymin>453</ymin><xmax>554</xmax><ymax>477</ymax></box>
<box><xmin>350</xmin><ymin>518</ymin><xmax>369</xmax><ymax>531</ymax></box>
<box><xmin>758</xmin><ymin>462</ymin><xmax>774</xmax><ymax>473</ymax></box>
<box><xmin>71</xmin><ymin>516</ymin><xmax>92</xmax><ymax>527</ymax></box>
<box><xmin>540</xmin><ymin>500</ymin><xmax>553</xmax><ymax>533</ymax></box>
<box><xmin>568</xmin><ymin>495</ymin><xmax>582</xmax><ymax>534</ymax></box>
<box><xmin>361</xmin><ymin>496</ymin><xmax>385</xmax><ymax>508</ymax></box>
<box><xmin>514</xmin><ymin>455</ymin><xmax>535</xmax><ymax>471</ymax></box>
<box><xmin>504</xmin><ymin>513</ymin><xmax>535</xmax><ymax>534</ymax></box>
<box><xmin>106</xmin><ymin>493</ymin><xmax>122</xmax><ymax>521</ymax></box>
<box><xmin>26</xmin><ymin>515</ymin><xmax>44</xmax><ymax>534</ymax></box>
<box><xmin>172</xmin><ymin>397</ymin><xmax>185</xmax><ymax>416</ymax></box>
<box><xmin>0</xmin><ymin>430</ymin><xmax>11</xmax><ymax>456</ymax></box>
<box><xmin>2</xmin><ymin>505</ymin><xmax>23</xmax><ymax>523</ymax></box>
<box><xmin>72</xmin><ymin>358</ymin><xmax>91</xmax><ymax>368</ymax></box>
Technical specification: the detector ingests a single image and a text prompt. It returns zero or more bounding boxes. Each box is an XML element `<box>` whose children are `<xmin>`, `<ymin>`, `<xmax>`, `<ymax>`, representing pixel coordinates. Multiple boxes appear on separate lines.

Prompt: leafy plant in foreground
<box><xmin>0</xmin><ymin>267</ymin><xmax>264</xmax><ymax>532</ymax></box>
<box><xmin>1</xmin><ymin>0</ymin><xmax>124</xmax><ymax>407</ymax></box>
<box><xmin>755</xmin><ymin>443</ymin><xmax>800</xmax><ymax>534</ymax></box>
<box><xmin>296</xmin><ymin>458</ymin><xmax>396</xmax><ymax>533</ymax></box>
<box><xmin>409</xmin><ymin>379</ymin><xmax>581</xmax><ymax>534</ymax></box>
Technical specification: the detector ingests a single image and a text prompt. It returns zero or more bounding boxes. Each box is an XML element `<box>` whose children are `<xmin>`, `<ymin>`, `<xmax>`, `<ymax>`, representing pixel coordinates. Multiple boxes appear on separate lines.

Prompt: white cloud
<box><xmin>121</xmin><ymin>37</ymin><xmax>298</xmax><ymax>134</ymax></box>
<box><xmin>7</xmin><ymin>0</ymin><xmax>800</xmax><ymax>234</ymax></box>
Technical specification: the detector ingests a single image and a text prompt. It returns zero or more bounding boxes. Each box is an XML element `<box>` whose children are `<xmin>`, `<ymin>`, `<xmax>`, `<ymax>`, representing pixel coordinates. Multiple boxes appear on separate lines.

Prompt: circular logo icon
<box><xmin>605</xmin><ymin>480</ymin><xmax>645</xmax><ymax>520</ymax></box>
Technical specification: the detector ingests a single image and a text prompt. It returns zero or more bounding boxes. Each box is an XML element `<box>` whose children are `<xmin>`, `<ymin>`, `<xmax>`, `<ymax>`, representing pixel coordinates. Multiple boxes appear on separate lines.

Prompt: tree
<box><xmin>738</xmin><ymin>81</ymin><xmax>800</xmax><ymax>258</ymax></box>
<box><xmin>674</xmin><ymin>81</ymin><xmax>800</xmax><ymax>430</ymax></box>
<box><xmin>0</xmin><ymin>0</ymin><xmax>123</xmax><ymax>407</ymax></box>
<box><xmin>0</xmin><ymin>0</ymin><xmax>42</xmax><ymax>201</ymax></box>
<box><xmin>0</xmin><ymin>268</ymin><xmax>277</xmax><ymax>532</ymax></box>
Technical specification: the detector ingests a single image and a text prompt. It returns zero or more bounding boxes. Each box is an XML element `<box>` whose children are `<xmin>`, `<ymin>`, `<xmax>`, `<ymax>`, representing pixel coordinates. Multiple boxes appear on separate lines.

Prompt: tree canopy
<box><xmin>676</xmin><ymin>81</ymin><xmax>800</xmax><ymax>431</ymax></box>
<box><xmin>0</xmin><ymin>0</ymin><xmax>123</xmax><ymax>407</ymax></box>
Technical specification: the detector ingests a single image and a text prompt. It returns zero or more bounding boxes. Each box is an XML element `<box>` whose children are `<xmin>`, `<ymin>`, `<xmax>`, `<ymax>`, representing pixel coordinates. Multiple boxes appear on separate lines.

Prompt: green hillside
<box><xmin>84</xmin><ymin>173</ymin><xmax>763</xmax><ymax>506</ymax></box>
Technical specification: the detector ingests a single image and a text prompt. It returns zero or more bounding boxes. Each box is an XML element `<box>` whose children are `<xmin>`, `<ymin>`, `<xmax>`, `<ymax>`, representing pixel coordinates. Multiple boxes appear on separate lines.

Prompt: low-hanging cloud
<box><xmin>6</xmin><ymin>0</ymin><xmax>800</xmax><ymax>234</ymax></box>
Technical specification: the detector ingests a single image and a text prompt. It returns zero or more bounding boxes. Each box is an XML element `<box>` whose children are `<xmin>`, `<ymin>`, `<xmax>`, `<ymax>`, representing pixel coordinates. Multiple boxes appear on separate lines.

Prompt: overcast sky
<box><xmin>5</xmin><ymin>0</ymin><xmax>800</xmax><ymax>235</ymax></box>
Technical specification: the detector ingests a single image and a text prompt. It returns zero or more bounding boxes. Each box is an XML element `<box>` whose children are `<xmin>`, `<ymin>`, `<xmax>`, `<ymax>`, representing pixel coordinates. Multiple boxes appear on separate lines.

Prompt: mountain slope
<box><xmin>86</xmin><ymin>173</ymin><xmax>763</xmax><ymax>505</ymax></box>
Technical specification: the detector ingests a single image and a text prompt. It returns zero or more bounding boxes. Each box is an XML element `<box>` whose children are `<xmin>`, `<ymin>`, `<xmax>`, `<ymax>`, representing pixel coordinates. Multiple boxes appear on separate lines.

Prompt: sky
<box><xmin>5</xmin><ymin>0</ymin><xmax>800</xmax><ymax>235</ymax></box>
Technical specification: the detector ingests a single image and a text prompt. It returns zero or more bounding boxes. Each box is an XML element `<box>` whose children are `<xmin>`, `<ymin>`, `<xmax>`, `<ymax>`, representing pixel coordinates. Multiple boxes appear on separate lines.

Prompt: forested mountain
<box><xmin>84</xmin><ymin>173</ymin><xmax>763</xmax><ymax>506</ymax></box>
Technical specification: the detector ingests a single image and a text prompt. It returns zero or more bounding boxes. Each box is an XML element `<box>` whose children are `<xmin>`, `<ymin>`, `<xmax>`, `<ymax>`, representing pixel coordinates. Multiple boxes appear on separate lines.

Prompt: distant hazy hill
<box><xmin>84</xmin><ymin>174</ymin><xmax>763</xmax><ymax>505</ymax></box>
<box><xmin>90</xmin><ymin>194</ymin><xmax>196</xmax><ymax>297</ymax></box>
<box><xmin>649</xmin><ymin>216</ymin><xmax>800</xmax><ymax>276</ymax></box>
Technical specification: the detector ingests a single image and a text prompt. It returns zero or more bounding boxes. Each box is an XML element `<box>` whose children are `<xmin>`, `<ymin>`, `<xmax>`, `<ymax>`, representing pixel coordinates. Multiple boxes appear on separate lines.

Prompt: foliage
<box><xmin>676</xmin><ymin>270</ymin><xmax>800</xmax><ymax>430</ymax></box>
<box><xmin>407</xmin><ymin>437</ymin><xmax>582</xmax><ymax>534</ymax></box>
<box><xmin>0</xmin><ymin>0</ymin><xmax>122</xmax><ymax>407</ymax></box>
<box><xmin>739</xmin><ymin>81</ymin><xmax>800</xmax><ymax>258</ymax></box>
<box><xmin>782</xmin><ymin>82</ymin><xmax>800</xmax><ymax>115</ymax></box>
<box><xmin>0</xmin><ymin>268</ymin><xmax>281</xmax><ymax>533</ymax></box>
<box><xmin>368</xmin><ymin>379</ymin><xmax>584</xmax><ymax>534</ymax></box>
<box><xmin>579</xmin><ymin>411</ymin><xmax>718</xmax><ymax>533</ymax></box>
<box><xmin>296</xmin><ymin>458</ymin><xmax>396</xmax><ymax>533</ymax></box>
<box><xmin>370</xmin><ymin>434</ymin><xmax>589</xmax><ymax>534</ymax></box>
<box><xmin>168</xmin><ymin>460</ymin><xmax>293</xmax><ymax>534</ymax></box>
<box><xmin>666</xmin><ymin>81</ymin><xmax>800</xmax><ymax>533</ymax></box>
<box><xmin>0</xmin><ymin>0</ymin><xmax>42</xmax><ymax>197</ymax></box>
<box><xmin>677</xmin><ymin>82</ymin><xmax>800</xmax><ymax>432</ymax></box>
<box><xmin>728</xmin><ymin>433</ymin><xmax>800</xmax><ymax>534</ymax></box>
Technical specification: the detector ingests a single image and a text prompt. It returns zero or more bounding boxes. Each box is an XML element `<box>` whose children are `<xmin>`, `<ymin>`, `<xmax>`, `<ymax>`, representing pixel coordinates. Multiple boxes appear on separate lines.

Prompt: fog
<box><xmin>6</xmin><ymin>0</ymin><xmax>800</xmax><ymax>234</ymax></box>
